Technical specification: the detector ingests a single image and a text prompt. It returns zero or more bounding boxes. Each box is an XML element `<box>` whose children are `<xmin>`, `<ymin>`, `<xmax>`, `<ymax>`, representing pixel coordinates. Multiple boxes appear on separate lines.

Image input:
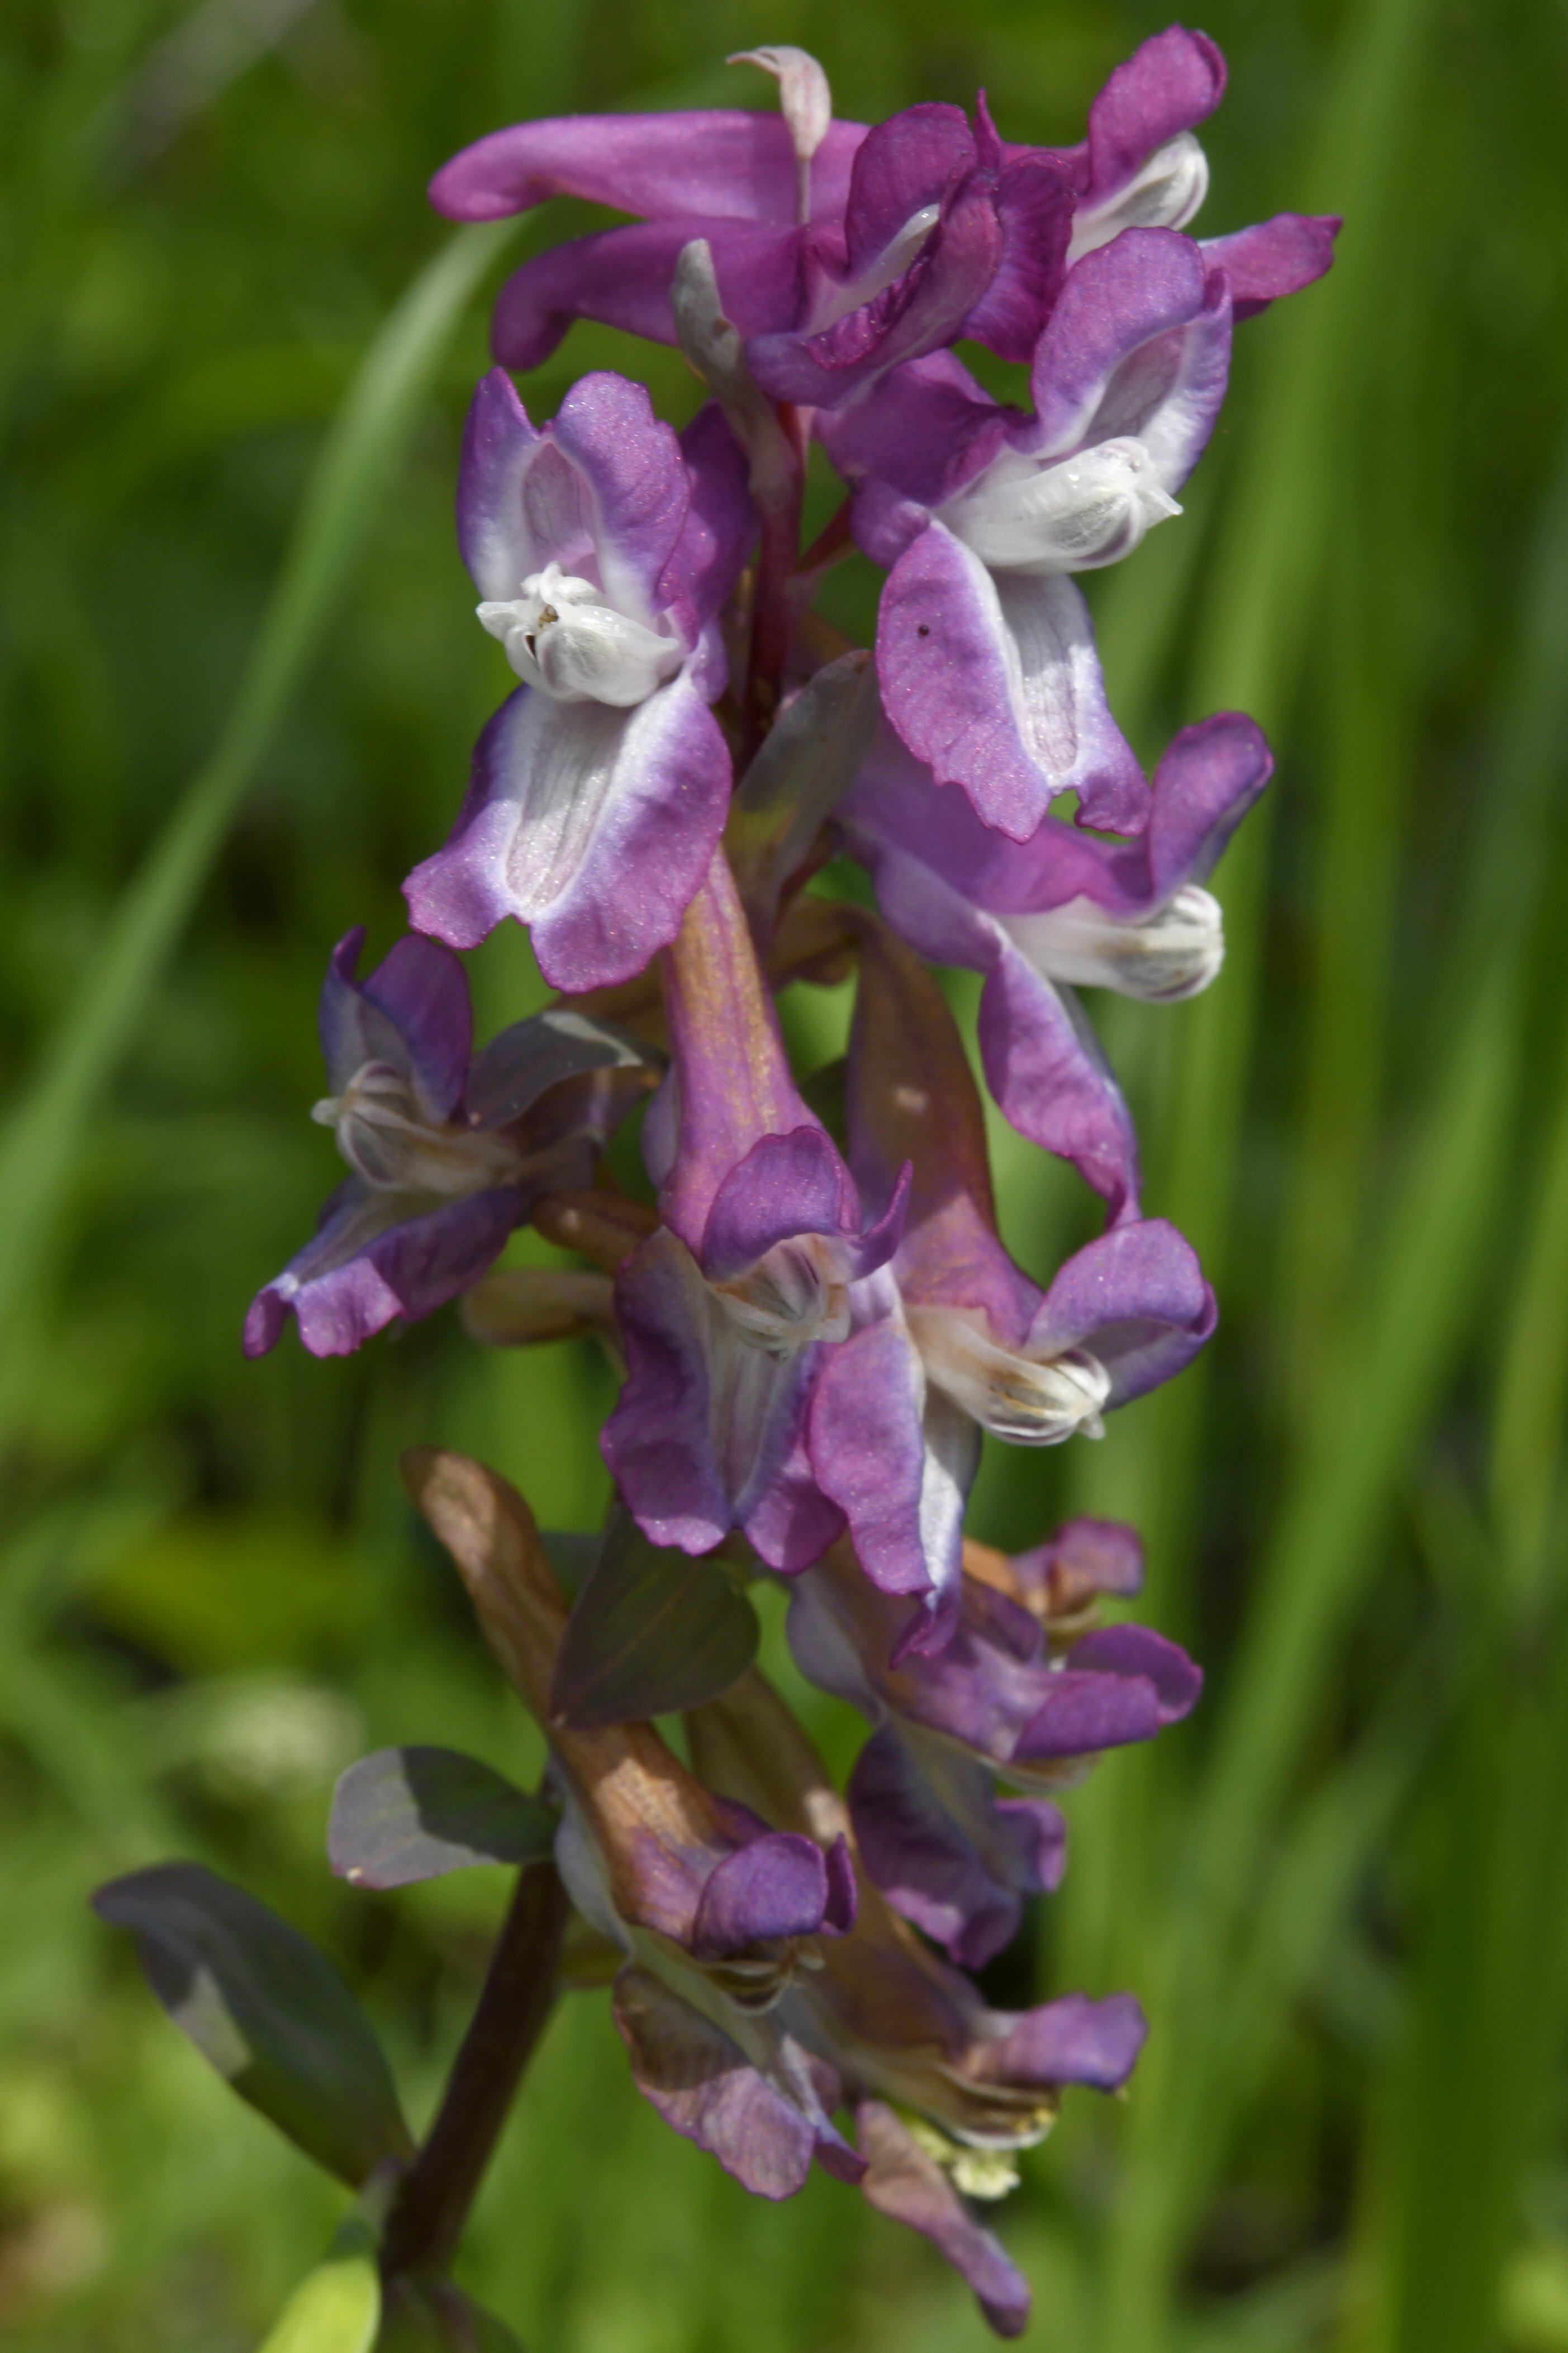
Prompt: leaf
<box><xmin>92</xmin><ymin>1862</ymin><xmax>412</xmax><ymax>2185</ymax></box>
<box><xmin>259</xmin><ymin>2219</ymin><xmax>381</xmax><ymax>2353</ymax></box>
<box><xmin>726</xmin><ymin>650</ymin><xmax>880</xmax><ymax>924</ymax></box>
<box><xmin>376</xmin><ymin>2278</ymin><xmax>525</xmax><ymax>2352</ymax></box>
<box><xmin>550</xmin><ymin>1506</ymin><xmax>759</xmax><ymax>1729</ymax></box>
<box><xmin>328</xmin><ymin>1747</ymin><xmax>557</xmax><ymax>1890</ymax></box>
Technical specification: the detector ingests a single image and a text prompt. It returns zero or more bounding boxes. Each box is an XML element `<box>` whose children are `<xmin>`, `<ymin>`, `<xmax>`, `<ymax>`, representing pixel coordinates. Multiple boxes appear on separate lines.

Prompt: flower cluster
<box><xmin>250</xmin><ymin>28</ymin><xmax>1332</xmax><ymax>2333</ymax></box>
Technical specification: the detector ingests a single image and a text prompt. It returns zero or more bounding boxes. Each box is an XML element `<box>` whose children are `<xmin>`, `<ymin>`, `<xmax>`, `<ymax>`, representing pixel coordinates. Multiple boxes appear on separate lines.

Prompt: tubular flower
<box><xmin>805</xmin><ymin>920</ymin><xmax>1214</xmax><ymax>1638</ymax></box>
<box><xmin>686</xmin><ymin>1670</ymin><xmax>1148</xmax><ymax>2338</ymax></box>
<box><xmin>842</xmin><ymin>713</ymin><xmax>1274</xmax><ymax>1213</ymax></box>
<box><xmin>601</xmin><ymin>851</ymin><xmax>909</xmax><ymax>1574</ymax></box>
<box><xmin>787</xmin><ymin>1523</ymin><xmax>1199</xmax><ymax>1967</ymax></box>
<box><xmin>403</xmin><ymin>369</ymin><xmax>752</xmax><ymax>992</ymax></box>
<box><xmin>244</xmin><ymin>929</ymin><xmax>655</xmax><ymax>1358</ymax></box>
<box><xmin>826</xmin><ymin>227</ymin><xmax>1234</xmax><ymax>837</ymax></box>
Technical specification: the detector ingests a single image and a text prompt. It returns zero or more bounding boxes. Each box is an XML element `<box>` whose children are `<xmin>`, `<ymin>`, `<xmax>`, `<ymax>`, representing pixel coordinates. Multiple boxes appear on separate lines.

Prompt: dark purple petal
<box><xmin>244</xmin><ymin>1186</ymin><xmax>520</xmax><ymax>1361</ymax></box>
<box><xmin>490</xmin><ymin>218</ymin><xmax>804</xmax><ymax>373</ymax></box>
<box><xmin>822</xmin><ymin>1834</ymin><xmax>858</xmax><ymax>1935</ymax></box>
<box><xmin>959</xmin><ymin>157</ymin><xmax>1074</xmax><ymax>360</ymax></box>
<box><xmin>749</xmin><ymin>179</ymin><xmax>1004</xmax><ymax>410</ymax></box>
<box><xmin>1070</xmin><ymin>1622</ymin><xmax>1203</xmax><ymax>1723</ymax></box>
<box><xmin>840</xmin><ymin>104</ymin><xmax>974</xmax><ymax>279</ymax></box>
<box><xmin>1202</xmin><ymin>212</ymin><xmax>1340</xmax><ymax>319</ymax></box>
<box><xmin>1013</xmin><ymin>1665</ymin><xmax>1164</xmax><ymax>1761</ymax></box>
<box><xmin>403</xmin><ymin>674</ymin><xmax>731</xmax><ymax>992</ymax></box>
<box><xmin>317</xmin><ymin>929</ymin><xmax>472</xmax><ymax>1123</ymax></box>
<box><xmin>1074</xmin><ymin>27</ymin><xmax>1226</xmax><ymax>203</ymax></box>
<box><xmin>430</xmin><ymin>111</ymin><xmax>867</xmax><ymax>227</ymax></box>
<box><xmin>975</xmin><ymin>1990</ymin><xmax>1147</xmax><ymax>2091</ymax></box>
<box><xmin>876</xmin><ymin>528</ymin><xmax>1147</xmax><ymax>839</ymax></box>
<box><xmin>692</xmin><ymin>1832</ymin><xmax>831</xmax><ymax>1958</ymax></box>
<box><xmin>854</xmin><ymin>2100</ymin><xmax>1032</xmax><ymax>2338</ymax></box>
<box><xmin>1028</xmin><ymin>1217</ymin><xmax>1215</xmax><ymax>1400</ymax></box>
<box><xmin>614</xmin><ymin>1967</ymin><xmax>818</xmax><ymax>2200</ymax></box>
<box><xmin>1143</xmin><ymin>712</ymin><xmax>1274</xmax><ymax>898</ymax></box>
<box><xmin>700</xmin><ymin>1128</ymin><xmax>858</xmax><ymax>1281</ymax></box>
<box><xmin>824</xmin><ymin>350</ymin><xmax>1009</xmax><ymax>519</ymax></box>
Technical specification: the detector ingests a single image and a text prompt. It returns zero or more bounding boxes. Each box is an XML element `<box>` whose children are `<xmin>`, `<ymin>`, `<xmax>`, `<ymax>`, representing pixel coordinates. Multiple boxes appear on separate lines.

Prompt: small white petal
<box><xmin>712</xmin><ymin>1235</ymin><xmax>850</xmax><ymax>1356</ymax></box>
<box><xmin>940</xmin><ymin>437</ymin><xmax>1181</xmax><ymax>574</ymax></box>
<box><xmin>728</xmin><ymin>45</ymin><xmax>833</xmax><ymax>163</ymax></box>
<box><xmin>811</xmin><ymin>203</ymin><xmax>942</xmax><ymax>330</ymax></box>
<box><xmin>1067</xmin><ymin>131</ymin><xmax>1210</xmax><ymax>262</ymax></box>
<box><xmin>315</xmin><ymin>1062</ymin><xmax>522</xmax><ymax>1195</ymax></box>
<box><xmin>478</xmin><ymin>562</ymin><xmax>682</xmax><ymax>706</ymax></box>
<box><xmin>1000</xmin><ymin>885</ymin><xmax>1224</xmax><ymax>1001</ymax></box>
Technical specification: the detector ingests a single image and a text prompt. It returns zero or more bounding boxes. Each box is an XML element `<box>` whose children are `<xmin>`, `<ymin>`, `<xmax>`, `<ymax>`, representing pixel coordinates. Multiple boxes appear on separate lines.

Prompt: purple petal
<box><xmin>876</xmin><ymin>528</ymin><xmax>1147</xmax><ymax>839</ymax></box>
<box><xmin>824</xmin><ymin>350</ymin><xmax>1009</xmax><ymax>520</ymax></box>
<box><xmin>1028</xmin><ymin>1217</ymin><xmax>1215</xmax><ymax>1400</ymax></box>
<box><xmin>602</xmin><ymin>1230</ymin><xmax>843</xmax><ymax>1575</ymax></box>
<box><xmin>1072</xmin><ymin>28</ymin><xmax>1226</xmax><ymax>203</ymax></box>
<box><xmin>692</xmin><ymin>1832</ymin><xmax>833</xmax><ymax>1958</ymax></box>
<box><xmin>549</xmin><ymin>373</ymin><xmax>694</xmax><ymax>622</ymax></box>
<box><xmin>1203</xmin><ymin>212</ymin><xmax>1340</xmax><ymax>320</ymax></box>
<box><xmin>1024</xmin><ymin>227</ymin><xmax>1228</xmax><ymax>486</ymax></box>
<box><xmin>748</xmin><ymin>179</ymin><xmax>1005</xmax><ymax>410</ymax></box>
<box><xmin>1012</xmin><ymin>1665</ymin><xmax>1164</xmax><ymax>1761</ymax></box>
<box><xmin>244</xmin><ymin>1185</ymin><xmax>520</xmax><ymax>1361</ymax></box>
<box><xmin>403</xmin><ymin>674</ymin><xmax>731</xmax><ymax>993</ymax></box>
<box><xmin>976</xmin><ymin>1990</ymin><xmax>1147</xmax><ymax>2091</ymax></box>
<box><xmin>1143</xmin><ymin>712</ymin><xmax>1274</xmax><ymax>898</ymax></box>
<box><xmin>959</xmin><ymin>156</ymin><xmax>1074</xmax><ymax>361</ymax></box>
<box><xmin>822</xmin><ymin>1834</ymin><xmax>858</xmax><ymax>1935</ymax></box>
<box><xmin>1070</xmin><ymin>1623</ymin><xmax>1203</xmax><ymax>1724</ymax></box>
<box><xmin>489</xmin><ymin>218</ymin><xmax>804</xmax><ymax>373</ymax></box>
<box><xmin>839</xmin><ymin>104</ymin><xmax>974</xmax><ymax>280</ymax></box>
<box><xmin>848</xmin><ymin>1726</ymin><xmax>1065</xmax><ymax>1969</ymax></box>
<box><xmin>430</xmin><ymin>111</ymin><xmax>867</xmax><ymax>227</ymax></box>
<box><xmin>455</xmin><ymin>367</ymin><xmax>544</xmax><ymax>601</ymax></box>
<box><xmin>700</xmin><ymin>1128</ymin><xmax>859</xmax><ymax>1282</ymax></box>
<box><xmin>808</xmin><ymin>1320</ymin><xmax>957</xmax><ymax>1601</ymax></box>
<box><xmin>854</xmin><ymin>2100</ymin><xmax>1032</xmax><ymax>2338</ymax></box>
<box><xmin>317</xmin><ymin>928</ymin><xmax>473</xmax><ymax>1123</ymax></box>
<box><xmin>613</xmin><ymin>1967</ymin><xmax>819</xmax><ymax>2201</ymax></box>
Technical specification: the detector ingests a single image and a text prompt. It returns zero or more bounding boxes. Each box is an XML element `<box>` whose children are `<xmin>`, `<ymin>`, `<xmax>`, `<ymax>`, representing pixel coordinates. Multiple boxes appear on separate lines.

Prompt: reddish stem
<box><xmin>743</xmin><ymin>402</ymin><xmax>807</xmax><ymax>754</ymax></box>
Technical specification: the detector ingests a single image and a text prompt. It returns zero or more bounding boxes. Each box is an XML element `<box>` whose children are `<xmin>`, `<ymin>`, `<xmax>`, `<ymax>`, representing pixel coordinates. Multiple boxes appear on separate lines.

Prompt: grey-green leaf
<box><xmin>550</xmin><ymin>1508</ymin><xmax>759</xmax><ymax>1729</ymax></box>
<box><xmin>329</xmin><ymin>1748</ymin><xmax>557</xmax><ymax>1890</ymax></box>
<box><xmin>92</xmin><ymin>1863</ymin><xmax>412</xmax><ymax>2186</ymax></box>
<box><xmin>727</xmin><ymin>649</ymin><xmax>879</xmax><ymax>924</ymax></box>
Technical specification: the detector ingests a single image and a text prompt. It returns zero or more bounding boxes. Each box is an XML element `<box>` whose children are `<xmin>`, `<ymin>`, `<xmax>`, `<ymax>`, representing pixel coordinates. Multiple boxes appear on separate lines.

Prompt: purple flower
<box><xmin>826</xmin><ymin>226</ymin><xmax>1233</xmax><ymax>838</ymax></box>
<box><xmin>244</xmin><ymin>929</ymin><xmax>653</xmax><ymax>1359</ymax></box>
<box><xmin>687</xmin><ymin>1671</ymin><xmax>1149</xmax><ymax>2338</ymax></box>
<box><xmin>843</xmin><ymin>713</ymin><xmax>1274</xmax><ymax>1215</ymax></box>
<box><xmin>601</xmin><ymin>852</ymin><xmax>908</xmax><ymax>1574</ymax></box>
<box><xmin>432</xmin><ymin>59</ymin><xmax>1073</xmax><ymax>407</ymax></box>
<box><xmin>1018</xmin><ymin>23</ymin><xmax>1339</xmax><ymax>314</ymax></box>
<box><xmin>787</xmin><ymin>1523</ymin><xmax>1200</xmax><ymax>1966</ymax></box>
<box><xmin>403</xmin><ymin>370</ymin><xmax>751</xmax><ymax>992</ymax></box>
<box><xmin>804</xmin><ymin>920</ymin><xmax>1215</xmax><ymax>1638</ymax></box>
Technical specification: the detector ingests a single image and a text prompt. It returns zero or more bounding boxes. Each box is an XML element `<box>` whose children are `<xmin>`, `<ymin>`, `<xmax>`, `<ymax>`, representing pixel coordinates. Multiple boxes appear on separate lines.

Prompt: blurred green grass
<box><xmin>4</xmin><ymin>0</ymin><xmax>1568</xmax><ymax>2346</ymax></box>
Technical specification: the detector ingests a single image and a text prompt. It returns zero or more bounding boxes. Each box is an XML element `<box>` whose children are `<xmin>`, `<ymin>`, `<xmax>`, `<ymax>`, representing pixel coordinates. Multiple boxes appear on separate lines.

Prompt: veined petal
<box><xmin>430</xmin><ymin>110</ymin><xmax>867</xmax><ymax>227</ymax></box>
<box><xmin>1067</xmin><ymin>130</ymin><xmax>1210</xmax><ymax>258</ymax></box>
<box><xmin>549</xmin><ymin>373</ymin><xmax>695</xmax><ymax>624</ymax></box>
<box><xmin>404</xmin><ymin>674</ymin><xmax>730</xmax><ymax>993</ymax></box>
<box><xmin>808</xmin><ymin>1319</ymin><xmax>958</xmax><ymax>1601</ymax></box>
<box><xmin>877</xmin><ymin>528</ymin><xmax>1147</xmax><ymax>838</ymax></box>
<box><xmin>1037</xmin><ymin>26</ymin><xmax>1225</xmax><ymax>206</ymax></box>
<box><xmin>959</xmin><ymin>157</ymin><xmax>1075</xmax><ymax>361</ymax></box>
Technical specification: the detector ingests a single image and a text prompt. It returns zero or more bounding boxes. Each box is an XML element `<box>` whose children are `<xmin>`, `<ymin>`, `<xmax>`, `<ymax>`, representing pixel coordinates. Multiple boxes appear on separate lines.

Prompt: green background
<box><xmin>4</xmin><ymin>0</ymin><xmax>1568</xmax><ymax>2346</ymax></box>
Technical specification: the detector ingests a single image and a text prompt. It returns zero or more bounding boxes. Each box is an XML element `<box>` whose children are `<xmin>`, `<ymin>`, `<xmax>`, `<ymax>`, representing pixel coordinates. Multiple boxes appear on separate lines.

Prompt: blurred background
<box><xmin>3</xmin><ymin>0</ymin><xmax>1568</xmax><ymax>2346</ymax></box>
